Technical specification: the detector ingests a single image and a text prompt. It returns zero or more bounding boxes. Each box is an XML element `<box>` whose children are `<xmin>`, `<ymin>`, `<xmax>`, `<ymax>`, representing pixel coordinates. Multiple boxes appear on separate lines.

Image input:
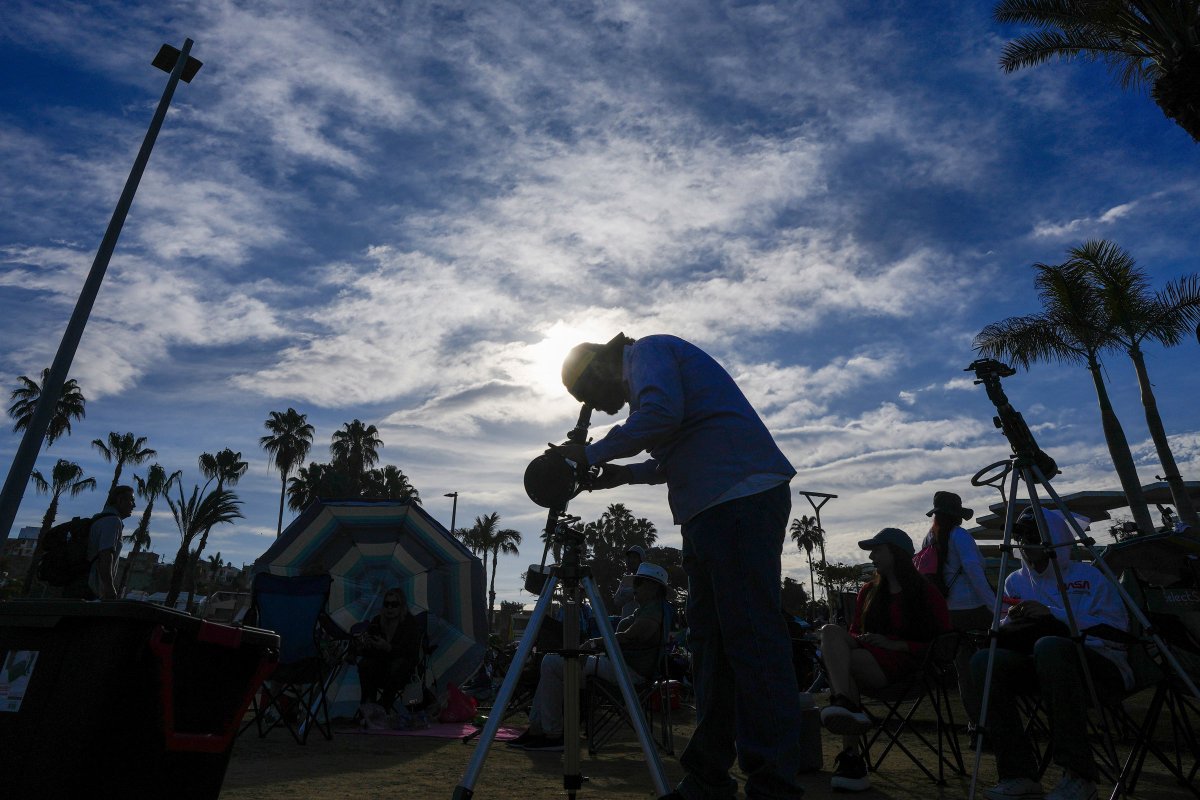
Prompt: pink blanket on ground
<box><xmin>344</xmin><ymin>722</ymin><xmax>522</xmax><ymax>740</ymax></box>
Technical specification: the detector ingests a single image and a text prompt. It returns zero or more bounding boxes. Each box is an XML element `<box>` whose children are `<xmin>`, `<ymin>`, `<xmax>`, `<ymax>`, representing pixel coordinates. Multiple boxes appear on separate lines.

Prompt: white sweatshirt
<box><xmin>1002</xmin><ymin>511</ymin><xmax>1132</xmax><ymax>688</ymax></box>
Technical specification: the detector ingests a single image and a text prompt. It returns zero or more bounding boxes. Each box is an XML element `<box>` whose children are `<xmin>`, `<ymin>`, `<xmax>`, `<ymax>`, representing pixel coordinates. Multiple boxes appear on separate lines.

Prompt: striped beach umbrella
<box><xmin>254</xmin><ymin>499</ymin><xmax>487</xmax><ymax>716</ymax></box>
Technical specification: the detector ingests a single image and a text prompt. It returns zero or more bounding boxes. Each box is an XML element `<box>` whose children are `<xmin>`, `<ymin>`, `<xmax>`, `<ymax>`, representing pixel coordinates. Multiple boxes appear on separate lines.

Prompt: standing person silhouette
<box><xmin>555</xmin><ymin>333</ymin><xmax>804</xmax><ymax>799</ymax></box>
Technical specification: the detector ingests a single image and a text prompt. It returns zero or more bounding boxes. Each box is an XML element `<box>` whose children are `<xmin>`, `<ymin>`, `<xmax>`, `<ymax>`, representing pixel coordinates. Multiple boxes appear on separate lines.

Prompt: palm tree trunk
<box><xmin>276</xmin><ymin>474</ymin><xmax>287</xmax><ymax>537</ymax></box>
<box><xmin>164</xmin><ymin>542</ymin><xmax>190</xmax><ymax>608</ymax></box>
<box><xmin>488</xmin><ymin>549</ymin><xmax>498</xmax><ymax>632</ymax></box>
<box><xmin>815</xmin><ymin>537</ymin><xmax>832</xmax><ymax>614</ymax></box>
<box><xmin>806</xmin><ymin>552</ymin><xmax>815</xmax><ymax>611</ymax></box>
<box><xmin>119</xmin><ymin>504</ymin><xmax>155</xmax><ymax>596</ymax></box>
<box><xmin>1087</xmin><ymin>359</ymin><xmax>1155</xmax><ymax>534</ymax></box>
<box><xmin>1129</xmin><ymin>347</ymin><xmax>1199</xmax><ymax>526</ymax></box>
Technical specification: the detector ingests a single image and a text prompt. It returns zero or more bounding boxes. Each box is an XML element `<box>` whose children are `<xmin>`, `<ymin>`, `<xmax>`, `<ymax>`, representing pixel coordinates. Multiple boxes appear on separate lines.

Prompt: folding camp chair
<box><xmin>1107</xmin><ymin>581</ymin><xmax>1200</xmax><ymax>797</ymax></box>
<box><xmin>858</xmin><ymin>630</ymin><xmax>965</xmax><ymax>785</ymax></box>
<box><xmin>350</xmin><ymin>610</ymin><xmax>439</xmax><ymax>716</ymax></box>
<box><xmin>242</xmin><ymin>573</ymin><xmax>336</xmax><ymax>744</ymax></box>
<box><xmin>585</xmin><ymin>606</ymin><xmax>675</xmax><ymax>756</ymax></box>
<box><xmin>1008</xmin><ymin>576</ymin><xmax>1200</xmax><ymax>798</ymax></box>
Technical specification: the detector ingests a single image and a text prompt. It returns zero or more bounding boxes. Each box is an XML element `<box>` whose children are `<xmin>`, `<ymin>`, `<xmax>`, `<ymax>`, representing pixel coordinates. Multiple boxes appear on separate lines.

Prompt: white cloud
<box><xmin>1032</xmin><ymin>200</ymin><xmax>1139</xmax><ymax>240</ymax></box>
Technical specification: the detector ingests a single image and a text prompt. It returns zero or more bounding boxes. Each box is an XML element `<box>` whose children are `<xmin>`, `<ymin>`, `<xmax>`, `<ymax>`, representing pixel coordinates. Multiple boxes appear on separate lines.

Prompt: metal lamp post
<box><xmin>0</xmin><ymin>40</ymin><xmax>202</xmax><ymax>545</ymax></box>
<box><xmin>444</xmin><ymin>491</ymin><xmax>458</xmax><ymax>534</ymax></box>
<box><xmin>798</xmin><ymin>490</ymin><xmax>837</xmax><ymax>616</ymax></box>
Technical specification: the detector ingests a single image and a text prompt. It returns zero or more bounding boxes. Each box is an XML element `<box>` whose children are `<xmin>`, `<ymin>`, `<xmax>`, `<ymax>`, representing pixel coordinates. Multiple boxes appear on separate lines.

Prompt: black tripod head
<box><xmin>966</xmin><ymin>358</ymin><xmax>1059</xmax><ymax>482</ymax></box>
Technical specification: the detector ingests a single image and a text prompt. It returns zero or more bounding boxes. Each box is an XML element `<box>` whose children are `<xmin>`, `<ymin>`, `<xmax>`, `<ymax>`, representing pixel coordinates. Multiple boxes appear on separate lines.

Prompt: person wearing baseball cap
<box><xmin>818</xmin><ymin>528</ymin><xmax>950</xmax><ymax>792</ymax></box>
<box><xmin>509</xmin><ymin>561</ymin><xmax>670</xmax><ymax>752</ymax></box>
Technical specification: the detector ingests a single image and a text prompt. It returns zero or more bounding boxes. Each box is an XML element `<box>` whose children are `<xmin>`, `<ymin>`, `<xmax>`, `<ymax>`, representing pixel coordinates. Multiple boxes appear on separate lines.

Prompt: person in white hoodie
<box><xmin>969</xmin><ymin>508</ymin><xmax>1131</xmax><ymax>800</ymax></box>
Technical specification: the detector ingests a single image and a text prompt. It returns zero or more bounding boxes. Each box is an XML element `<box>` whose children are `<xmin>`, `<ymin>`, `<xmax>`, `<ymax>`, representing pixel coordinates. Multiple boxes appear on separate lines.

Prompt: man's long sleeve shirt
<box><xmin>584</xmin><ymin>335</ymin><xmax>795</xmax><ymax>524</ymax></box>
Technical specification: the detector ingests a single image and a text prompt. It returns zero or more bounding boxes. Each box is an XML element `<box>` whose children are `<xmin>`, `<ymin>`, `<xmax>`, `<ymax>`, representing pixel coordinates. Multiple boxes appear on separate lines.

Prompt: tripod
<box><xmin>965</xmin><ymin>360</ymin><xmax>1200</xmax><ymax>800</ymax></box>
<box><xmin>453</xmin><ymin>414</ymin><xmax>671</xmax><ymax>799</ymax></box>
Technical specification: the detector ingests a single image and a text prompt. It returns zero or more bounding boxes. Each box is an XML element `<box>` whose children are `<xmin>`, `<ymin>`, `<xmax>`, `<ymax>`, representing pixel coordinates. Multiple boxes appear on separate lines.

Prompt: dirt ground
<box><xmin>220</xmin><ymin>699</ymin><xmax>1198</xmax><ymax>800</ymax></box>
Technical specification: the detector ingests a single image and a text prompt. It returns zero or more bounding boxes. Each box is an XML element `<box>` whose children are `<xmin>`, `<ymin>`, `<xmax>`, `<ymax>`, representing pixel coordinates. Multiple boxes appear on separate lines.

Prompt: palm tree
<box><xmin>994</xmin><ymin>0</ymin><xmax>1200</xmax><ymax>141</ymax></box>
<box><xmin>461</xmin><ymin>512</ymin><xmax>499</xmax><ymax>600</ymax></box>
<box><xmin>975</xmin><ymin>260</ymin><xmax>1155</xmax><ymax>533</ymax></box>
<box><xmin>117</xmin><ymin>464</ymin><xmax>182</xmax><ymax>595</ymax></box>
<box><xmin>92</xmin><ymin>432</ymin><xmax>157</xmax><ymax>496</ymax></box>
<box><xmin>1069</xmin><ymin>240</ymin><xmax>1200</xmax><ymax>525</ymax></box>
<box><xmin>365</xmin><ymin>465</ymin><xmax>422</xmax><ymax>503</ymax></box>
<box><xmin>164</xmin><ymin>483</ymin><xmax>243</xmax><ymax>608</ymax></box>
<box><xmin>330</xmin><ymin>419</ymin><xmax>383</xmax><ymax>492</ymax></box>
<box><xmin>488</xmin><ymin>528</ymin><xmax>522</xmax><ymax>630</ymax></box>
<box><xmin>206</xmin><ymin>551</ymin><xmax>224</xmax><ymax>590</ymax></box>
<box><xmin>790</xmin><ymin>515</ymin><xmax>822</xmax><ymax>608</ymax></box>
<box><xmin>260</xmin><ymin>408</ymin><xmax>315</xmax><ymax>537</ymax></box>
<box><xmin>187</xmin><ymin>450</ymin><xmax>248</xmax><ymax>611</ymax></box>
<box><xmin>24</xmin><ymin>459</ymin><xmax>96</xmax><ymax>593</ymax></box>
<box><xmin>7</xmin><ymin>368</ymin><xmax>87</xmax><ymax>447</ymax></box>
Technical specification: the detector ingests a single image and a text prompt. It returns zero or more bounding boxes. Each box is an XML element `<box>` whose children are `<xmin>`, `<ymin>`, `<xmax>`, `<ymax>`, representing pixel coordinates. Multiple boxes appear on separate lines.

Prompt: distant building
<box><xmin>2</xmin><ymin>527</ymin><xmax>41</xmax><ymax>559</ymax></box>
<box><xmin>122</xmin><ymin>550</ymin><xmax>162</xmax><ymax>593</ymax></box>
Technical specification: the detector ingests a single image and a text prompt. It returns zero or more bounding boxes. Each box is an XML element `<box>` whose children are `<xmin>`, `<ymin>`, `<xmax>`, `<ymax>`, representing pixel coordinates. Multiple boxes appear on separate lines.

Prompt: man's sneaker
<box><xmin>820</xmin><ymin>694</ymin><xmax>871</xmax><ymax>735</ymax></box>
<box><xmin>505</xmin><ymin>729</ymin><xmax>539</xmax><ymax>748</ymax></box>
<box><xmin>983</xmin><ymin>777</ymin><xmax>1044</xmax><ymax>800</ymax></box>
<box><xmin>521</xmin><ymin>734</ymin><xmax>565</xmax><ymax>752</ymax></box>
<box><xmin>830</xmin><ymin>748</ymin><xmax>870</xmax><ymax>792</ymax></box>
<box><xmin>1045</xmin><ymin>771</ymin><xmax>1097</xmax><ymax>800</ymax></box>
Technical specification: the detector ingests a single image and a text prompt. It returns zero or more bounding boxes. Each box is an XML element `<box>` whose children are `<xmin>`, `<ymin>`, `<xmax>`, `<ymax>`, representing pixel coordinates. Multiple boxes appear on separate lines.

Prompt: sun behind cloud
<box><xmin>517</xmin><ymin>322</ymin><xmax>603</xmax><ymax>397</ymax></box>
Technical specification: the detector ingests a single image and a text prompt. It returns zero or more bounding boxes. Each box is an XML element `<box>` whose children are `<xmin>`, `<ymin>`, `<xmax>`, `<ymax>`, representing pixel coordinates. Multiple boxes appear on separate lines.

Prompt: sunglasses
<box><xmin>383</xmin><ymin>601</ymin><xmax>403</xmax><ymax>608</ymax></box>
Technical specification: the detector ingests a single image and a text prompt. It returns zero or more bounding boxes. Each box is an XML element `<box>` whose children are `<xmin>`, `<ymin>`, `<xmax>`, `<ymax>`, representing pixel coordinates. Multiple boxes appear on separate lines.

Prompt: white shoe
<box><xmin>1045</xmin><ymin>771</ymin><xmax>1097</xmax><ymax>800</ymax></box>
<box><xmin>983</xmin><ymin>777</ymin><xmax>1044</xmax><ymax>800</ymax></box>
<box><xmin>820</xmin><ymin>696</ymin><xmax>871</xmax><ymax>735</ymax></box>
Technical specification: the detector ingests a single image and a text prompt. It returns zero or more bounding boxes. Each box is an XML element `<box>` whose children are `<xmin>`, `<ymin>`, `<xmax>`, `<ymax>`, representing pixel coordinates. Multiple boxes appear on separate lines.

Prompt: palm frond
<box><xmin>974</xmin><ymin>313</ymin><xmax>1083</xmax><ymax>367</ymax></box>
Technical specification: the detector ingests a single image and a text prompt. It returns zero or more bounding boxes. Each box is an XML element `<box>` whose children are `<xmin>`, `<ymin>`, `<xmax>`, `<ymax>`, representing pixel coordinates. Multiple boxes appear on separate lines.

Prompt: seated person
<box><xmin>611</xmin><ymin>544</ymin><xmax>647</xmax><ymax>618</ymax></box>
<box><xmin>970</xmin><ymin>508</ymin><xmax>1131</xmax><ymax>800</ymax></box>
<box><xmin>819</xmin><ymin>528</ymin><xmax>950</xmax><ymax>793</ymax></box>
<box><xmin>509</xmin><ymin>562</ymin><xmax>669</xmax><ymax>751</ymax></box>
<box><xmin>356</xmin><ymin>587</ymin><xmax>424</xmax><ymax>710</ymax></box>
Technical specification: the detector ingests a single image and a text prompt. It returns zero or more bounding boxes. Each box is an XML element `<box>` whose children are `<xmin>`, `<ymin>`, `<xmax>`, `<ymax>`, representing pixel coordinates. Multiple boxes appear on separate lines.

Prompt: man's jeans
<box><xmin>969</xmin><ymin>636</ymin><xmax>1125</xmax><ymax>781</ymax></box>
<box><xmin>677</xmin><ymin>483</ymin><xmax>804</xmax><ymax>799</ymax></box>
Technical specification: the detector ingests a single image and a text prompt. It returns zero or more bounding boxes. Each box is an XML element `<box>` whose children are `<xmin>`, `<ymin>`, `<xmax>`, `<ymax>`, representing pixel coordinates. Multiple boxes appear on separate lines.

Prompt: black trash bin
<box><xmin>0</xmin><ymin>599</ymin><xmax>278</xmax><ymax>799</ymax></box>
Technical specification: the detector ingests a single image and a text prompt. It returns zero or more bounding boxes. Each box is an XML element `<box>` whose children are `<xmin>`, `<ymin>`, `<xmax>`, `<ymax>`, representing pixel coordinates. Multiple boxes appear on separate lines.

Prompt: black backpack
<box><xmin>37</xmin><ymin>512</ymin><xmax>117</xmax><ymax>587</ymax></box>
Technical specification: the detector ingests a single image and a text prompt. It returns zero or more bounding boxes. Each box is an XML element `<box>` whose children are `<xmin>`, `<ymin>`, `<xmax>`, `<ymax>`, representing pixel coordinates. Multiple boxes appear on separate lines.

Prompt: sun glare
<box><xmin>523</xmin><ymin>322</ymin><xmax>599</xmax><ymax>396</ymax></box>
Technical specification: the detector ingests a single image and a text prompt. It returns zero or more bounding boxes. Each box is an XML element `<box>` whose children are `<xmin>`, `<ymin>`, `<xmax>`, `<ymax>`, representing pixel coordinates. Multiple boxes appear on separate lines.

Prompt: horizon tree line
<box><xmin>4</xmin><ymin>381</ymin><xmax>420</xmax><ymax>603</ymax></box>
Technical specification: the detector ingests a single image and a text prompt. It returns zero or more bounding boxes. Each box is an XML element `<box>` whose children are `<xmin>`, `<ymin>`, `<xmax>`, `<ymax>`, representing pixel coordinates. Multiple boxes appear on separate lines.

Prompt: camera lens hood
<box><xmin>524</xmin><ymin>452</ymin><xmax>579</xmax><ymax>508</ymax></box>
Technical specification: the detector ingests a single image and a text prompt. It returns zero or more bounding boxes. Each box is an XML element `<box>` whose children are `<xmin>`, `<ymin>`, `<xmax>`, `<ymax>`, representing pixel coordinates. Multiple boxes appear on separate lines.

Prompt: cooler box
<box><xmin>0</xmin><ymin>599</ymin><xmax>278</xmax><ymax>799</ymax></box>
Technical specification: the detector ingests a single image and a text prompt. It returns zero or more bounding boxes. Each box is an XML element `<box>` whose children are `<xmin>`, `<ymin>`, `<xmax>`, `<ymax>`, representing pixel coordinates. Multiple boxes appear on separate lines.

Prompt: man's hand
<box><xmin>548</xmin><ymin>442</ymin><xmax>588</xmax><ymax>468</ymax></box>
<box><xmin>1008</xmin><ymin>600</ymin><xmax>1051</xmax><ymax>620</ymax></box>
<box><xmin>591</xmin><ymin>463</ymin><xmax>632</xmax><ymax>490</ymax></box>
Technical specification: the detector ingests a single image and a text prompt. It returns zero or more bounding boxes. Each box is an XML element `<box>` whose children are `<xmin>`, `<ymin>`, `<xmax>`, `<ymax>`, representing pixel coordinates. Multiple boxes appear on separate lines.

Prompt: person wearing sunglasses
<box><xmin>357</xmin><ymin>587</ymin><xmax>423</xmax><ymax>710</ymax></box>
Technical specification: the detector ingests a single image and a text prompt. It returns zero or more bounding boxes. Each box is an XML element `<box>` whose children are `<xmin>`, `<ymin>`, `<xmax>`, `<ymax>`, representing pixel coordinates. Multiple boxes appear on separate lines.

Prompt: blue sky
<box><xmin>2</xmin><ymin>1</ymin><xmax>1198</xmax><ymax>605</ymax></box>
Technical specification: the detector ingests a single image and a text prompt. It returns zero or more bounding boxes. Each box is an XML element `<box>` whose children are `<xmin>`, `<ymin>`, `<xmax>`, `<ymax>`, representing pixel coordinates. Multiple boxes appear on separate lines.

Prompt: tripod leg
<box><xmin>581</xmin><ymin>576</ymin><xmax>672</xmax><ymax>798</ymax></box>
<box><xmin>969</xmin><ymin>463</ymin><xmax>1023</xmax><ymax>800</ymax></box>
<box><xmin>452</xmin><ymin>576</ymin><xmax>560</xmax><ymax>800</ymax></box>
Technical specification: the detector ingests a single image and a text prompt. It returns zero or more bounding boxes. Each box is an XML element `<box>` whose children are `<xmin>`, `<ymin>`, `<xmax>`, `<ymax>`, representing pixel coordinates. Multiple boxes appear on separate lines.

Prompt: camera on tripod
<box><xmin>966</xmin><ymin>358</ymin><xmax>1059</xmax><ymax>482</ymax></box>
<box><xmin>523</xmin><ymin>403</ymin><xmax>601</xmax><ymax>510</ymax></box>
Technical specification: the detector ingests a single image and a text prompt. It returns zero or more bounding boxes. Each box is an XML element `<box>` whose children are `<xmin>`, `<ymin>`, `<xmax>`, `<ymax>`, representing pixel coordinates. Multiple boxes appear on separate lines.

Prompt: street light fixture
<box><xmin>0</xmin><ymin>39</ymin><xmax>202</xmax><ymax>546</ymax></box>
<box><xmin>444</xmin><ymin>492</ymin><xmax>458</xmax><ymax>534</ymax></box>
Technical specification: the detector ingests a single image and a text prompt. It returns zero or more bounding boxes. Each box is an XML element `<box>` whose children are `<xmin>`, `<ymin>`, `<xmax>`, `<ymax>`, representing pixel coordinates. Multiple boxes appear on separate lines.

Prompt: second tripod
<box><xmin>451</xmin><ymin>512</ymin><xmax>671</xmax><ymax>800</ymax></box>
